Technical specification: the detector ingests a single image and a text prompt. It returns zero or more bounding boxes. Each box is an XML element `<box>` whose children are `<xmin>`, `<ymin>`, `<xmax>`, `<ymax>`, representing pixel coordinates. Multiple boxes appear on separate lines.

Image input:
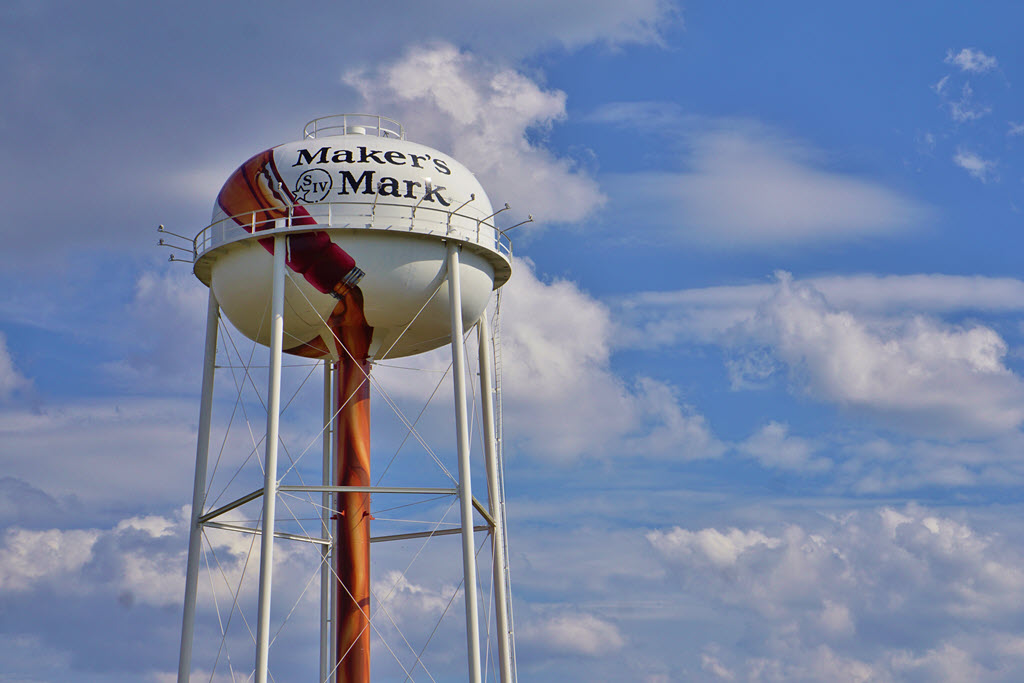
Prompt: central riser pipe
<box><xmin>331</xmin><ymin>287</ymin><xmax>373</xmax><ymax>682</ymax></box>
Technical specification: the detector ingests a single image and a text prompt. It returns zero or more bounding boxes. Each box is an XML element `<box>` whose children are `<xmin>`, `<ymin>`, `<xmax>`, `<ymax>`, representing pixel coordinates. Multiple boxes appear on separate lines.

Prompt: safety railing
<box><xmin>193</xmin><ymin>200</ymin><xmax>513</xmax><ymax>263</ymax></box>
<box><xmin>303</xmin><ymin>114</ymin><xmax>405</xmax><ymax>140</ymax></box>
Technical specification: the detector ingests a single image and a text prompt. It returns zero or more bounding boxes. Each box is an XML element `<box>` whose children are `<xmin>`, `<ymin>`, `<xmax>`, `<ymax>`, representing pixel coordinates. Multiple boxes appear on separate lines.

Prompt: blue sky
<box><xmin>3</xmin><ymin>1</ymin><xmax>1024</xmax><ymax>680</ymax></box>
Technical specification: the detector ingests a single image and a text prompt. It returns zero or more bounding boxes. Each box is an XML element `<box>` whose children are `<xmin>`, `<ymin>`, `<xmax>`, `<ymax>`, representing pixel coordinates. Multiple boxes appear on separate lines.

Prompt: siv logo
<box><xmin>294</xmin><ymin>169</ymin><xmax>333</xmax><ymax>202</ymax></box>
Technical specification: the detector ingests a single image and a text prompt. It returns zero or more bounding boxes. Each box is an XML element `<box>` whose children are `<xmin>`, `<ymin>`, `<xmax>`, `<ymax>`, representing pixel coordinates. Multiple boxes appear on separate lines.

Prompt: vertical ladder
<box><xmin>491</xmin><ymin>291</ymin><xmax>518</xmax><ymax>682</ymax></box>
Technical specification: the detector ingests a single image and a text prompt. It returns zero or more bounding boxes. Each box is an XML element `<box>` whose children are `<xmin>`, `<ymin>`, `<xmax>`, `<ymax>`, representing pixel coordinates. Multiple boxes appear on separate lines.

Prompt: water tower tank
<box><xmin>193</xmin><ymin>114</ymin><xmax>512</xmax><ymax>359</ymax></box>
<box><xmin>177</xmin><ymin>115</ymin><xmax>517</xmax><ymax>683</ymax></box>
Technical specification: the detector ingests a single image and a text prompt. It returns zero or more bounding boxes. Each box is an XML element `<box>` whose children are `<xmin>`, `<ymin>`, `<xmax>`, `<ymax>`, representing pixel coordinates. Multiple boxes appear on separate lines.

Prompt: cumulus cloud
<box><xmin>746</xmin><ymin>274</ymin><xmax>1024</xmax><ymax>438</ymax></box>
<box><xmin>605</xmin><ymin>124</ymin><xmax>927</xmax><ymax>247</ymax></box>
<box><xmin>344</xmin><ymin>43</ymin><xmax>605</xmax><ymax>227</ymax></box>
<box><xmin>647</xmin><ymin>526</ymin><xmax>781</xmax><ymax>568</ymax></box>
<box><xmin>622</xmin><ymin>274</ymin><xmax>1024</xmax><ymax>343</ymax></box>
<box><xmin>0</xmin><ymin>397</ymin><xmax>206</xmax><ymax>506</ymax></box>
<box><xmin>374</xmin><ymin>258</ymin><xmax>723</xmax><ymax>461</ymax></box>
<box><xmin>737</xmin><ymin>422</ymin><xmax>830</xmax><ymax>472</ymax></box>
<box><xmin>647</xmin><ymin>505</ymin><xmax>1024</xmax><ymax>680</ymax></box>
<box><xmin>112</xmin><ymin>269</ymin><xmax>209</xmax><ymax>385</ymax></box>
<box><xmin>953</xmin><ymin>148</ymin><xmax>998</xmax><ymax>181</ymax></box>
<box><xmin>0</xmin><ymin>505</ymin><xmax>332</xmax><ymax>680</ymax></box>
<box><xmin>497</xmin><ymin>260</ymin><xmax>723</xmax><ymax>460</ymax></box>
<box><xmin>372</xmin><ymin>569</ymin><xmax>457</xmax><ymax>626</ymax></box>
<box><xmin>0</xmin><ymin>507</ymin><xmax>216</xmax><ymax>608</ymax></box>
<box><xmin>945</xmin><ymin>48</ymin><xmax>998</xmax><ymax>74</ymax></box>
<box><xmin>0</xmin><ymin>331</ymin><xmax>30</xmax><ymax>400</ymax></box>
<box><xmin>520</xmin><ymin>612</ymin><xmax>625</xmax><ymax>656</ymax></box>
<box><xmin>0</xmin><ymin>527</ymin><xmax>98</xmax><ymax>592</ymax></box>
<box><xmin>620</xmin><ymin>273</ymin><xmax>1024</xmax><ymax>440</ymax></box>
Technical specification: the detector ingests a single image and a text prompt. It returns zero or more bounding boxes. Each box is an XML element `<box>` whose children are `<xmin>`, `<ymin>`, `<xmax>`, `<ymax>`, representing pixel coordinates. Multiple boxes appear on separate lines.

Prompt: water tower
<box><xmin>167</xmin><ymin>115</ymin><xmax>521</xmax><ymax>682</ymax></box>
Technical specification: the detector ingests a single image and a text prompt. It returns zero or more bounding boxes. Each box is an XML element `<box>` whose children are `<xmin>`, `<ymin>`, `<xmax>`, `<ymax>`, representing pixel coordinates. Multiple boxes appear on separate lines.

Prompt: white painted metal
<box><xmin>254</xmin><ymin>236</ymin><xmax>286</xmax><ymax>683</ymax></box>
<box><xmin>205</xmin><ymin>233</ymin><xmax>499</xmax><ymax>360</ymax></box>
<box><xmin>177</xmin><ymin>289</ymin><xmax>220</xmax><ymax>683</ymax></box>
<box><xmin>448</xmin><ymin>242</ymin><xmax>483</xmax><ymax>683</ymax></box>
<box><xmin>320</xmin><ymin>360</ymin><xmax>332</xmax><ymax>683</ymax></box>
<box><xmin>478</xmin><ymin>310</ymin><xmax>514</xmax><ymax>683</ymax></box>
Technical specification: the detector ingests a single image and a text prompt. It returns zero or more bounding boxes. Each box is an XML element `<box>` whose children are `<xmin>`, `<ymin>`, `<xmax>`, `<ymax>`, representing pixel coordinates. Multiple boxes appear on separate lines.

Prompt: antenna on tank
<box><xmin>157</xmin><ymin>225</ymin><xmax>196</xmax><ymax>264</ymax></box>
<box><xmin>480</xmin><ymin>202</ymin><xmax>511</xmax><ymax>223</ymax></box>
<box><xmin>502</xmin><ymin>214</ymin><xmax>534</xmax><ymax>234</ymax></box>
<box><xmin>411</xmin><ymin>178</ymin><xmax>432</xmax><ymax>218</ymax></box>
<box><xmin>371</xmin><ymin>180</ymin><xmax>384</xmax><ymax>220</ymax></box>
<box><xmin>452</xmin><ymin>193</ymin><xmax>477</xmax><ymax>214</ymax></box>
<box><xmin>157</xmin><ymin>224</ymin><xmax>192</xmax><ymax>242</ymax></box>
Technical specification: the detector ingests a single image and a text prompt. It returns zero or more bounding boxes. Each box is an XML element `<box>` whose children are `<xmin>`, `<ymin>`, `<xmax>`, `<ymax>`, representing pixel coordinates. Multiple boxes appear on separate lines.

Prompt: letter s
<box><xmin>433</xmin><ymin>158</ymin><xmax>451</xmax><ymax>175</ymax></box>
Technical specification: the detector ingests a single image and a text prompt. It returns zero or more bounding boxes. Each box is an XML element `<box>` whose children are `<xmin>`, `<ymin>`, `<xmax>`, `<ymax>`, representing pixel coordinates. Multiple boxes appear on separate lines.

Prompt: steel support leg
<box><xmin>448</xmin><ymin>242</ymin><xmax>483</xmax><ymax>683</ymax></box>
<box><xmin>177</xmin><ymin>289</ymin><xmax>220</xmax><ymax>683</ymax></box>
<box><xmin>254</xmin><ymin>235</ymin><xmax>286</xmax><ymax>683</ymax></box>
<box><xmin>320</xmin><ymin>360</ymin><xmax>333</xmax><ymax>683</ymax></box>
<box><xmin>478</xmin><ymin>310</ymin><xmax>514</xmax><ymax>683</ymax></box>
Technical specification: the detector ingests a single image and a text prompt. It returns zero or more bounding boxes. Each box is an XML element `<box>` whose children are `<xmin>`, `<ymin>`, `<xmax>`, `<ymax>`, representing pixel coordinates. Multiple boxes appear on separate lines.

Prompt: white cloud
<box><xmin>953</xmin><ymin>149</ymin><xmax>997</xmax><ymax>181</ymax></box>
<box><xmin>357</xmin><ymin>0</ymin><xmax>676</xmax><ymax>58</ymax></box>
<box><xmin>0</xmin><ymin>527</ymin><xmax>98</xmax><ymax>592</ymax></box>
<box><xmin>746</xmin><ymin>274</ymin><xmax>1024</xmax><ymax>438</ymax></box>
<box><xmin>620</xmin><ymin>273</ymin><xmax>1024</xmax><ymax>440</ymax></box>
<box><xmin>606</xmin><ymin>124</ymin><xmax>927</xmax><ymax>247</ymax></box>
<box><xmin>0</xmin><ymin>398</ymin><xmax>203</xmax><ymax>506</ymax></box>
<box><xmin>111</xmin><ymin>269</ymin><xmax>209</xmax><ymax>385</ymax></box>
<box><xmin>0</xmin><ymin>332</ymin><xmax>30</xmax><ymax>400</ymax></box>
<box><xmin>647</xmin><ymin>504</ymin><xmax>1024</xmax><ymax>680</ymax></box>
<box><xmin>948</xmin><ymin>82</ymin><xmax>992</xmax><ymax>122</ymax></box>
<box><xmin>374</xmin><ymin>258</ymin><xmax>724</xmax><ymax>462</ymax></box>
<box><xmin>647</xmin><ymin>526</ymin><xmax>781</xmax><ymax>568</ymax></box>
<box><xmin>945</xmin><ymin>48</ymin><xmax>998</xmax><ymax>73</ymax></box>
<box><xmin>520</xmin><ymin>612</ymin><xmax>625</xmax><ymax>656</ymax></box>
<box><xmin>737</xmin><ymin>422</ymin><xmax>830</xmax><ymax>472</ymax></box>
<box><xmin>622</xmin><ymin>274</ymin><xmax>1024</xmax><ymax>337</ymax></box>
<box><xmin>497</xmin><ymin>260</ymin><xmax>723</xmax><ymax>460</ymax></box>
<box><xmin>1009</xmin><ymin>122</ymin><xmax>1024</xmax><ymax>137</ymax></box>
<box><xmin>701</xmin><ymin>651</ymin><xmax>736</xmax><ymax>680</ymax></box>
<box><xmin>372</xmin><ymin>569</ymin><xmax>457</xmax><ymax>626</ymax></box>
<box><xmin>344</xmin><ymin>43</ymin><xmax>606</xmax><ymax>227</ymax></box>
<box><xmin>890</xmin><ymin>643</ymin><xmax>987</xmax><ymax>682</ymax></box>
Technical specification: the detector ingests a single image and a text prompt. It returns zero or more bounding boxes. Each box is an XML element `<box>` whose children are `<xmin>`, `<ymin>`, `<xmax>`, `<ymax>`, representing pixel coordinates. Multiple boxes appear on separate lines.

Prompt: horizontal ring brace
<box><xmin>370</xmin><ymin>525</ymin><xmax>490</xmax><ymax>544</ymax></box>
<box><xmin>202</xmin><ymin>520</ymin><xmax>489</xmax><ymax>546</ymax></box>
<box><xmin>279</xmin><ymin>485</ymin><xmax>457</xmax><ymax>495</ymax></box>
<box><xmin>203</xmin><ymin>521</ymin><xmax>331</xmax><ymax>546</ymax></box>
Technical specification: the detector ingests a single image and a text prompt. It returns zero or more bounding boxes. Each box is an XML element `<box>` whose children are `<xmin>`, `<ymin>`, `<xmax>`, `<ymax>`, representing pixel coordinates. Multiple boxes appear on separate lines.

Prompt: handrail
<box><xmin>192</xmin><ymin>200</ymin><xmax>513</xmax><ymax>263</ymax></box>
<box><xmin>303</xmin><ymin>114</ymin><xmax>405</xmax><ymax>140</ymax></box>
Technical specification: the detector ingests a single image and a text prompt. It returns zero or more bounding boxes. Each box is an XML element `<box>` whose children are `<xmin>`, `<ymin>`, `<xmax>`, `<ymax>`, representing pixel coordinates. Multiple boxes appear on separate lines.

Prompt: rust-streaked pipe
<box><xmin>331</xmin><ymin>286</ymin><xmax>373</xmax><ymax>682</ymax></box>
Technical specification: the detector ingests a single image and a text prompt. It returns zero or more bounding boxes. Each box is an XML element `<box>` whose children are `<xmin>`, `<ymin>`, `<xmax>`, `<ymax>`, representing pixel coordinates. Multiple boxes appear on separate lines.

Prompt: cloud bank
<box><xmin>344</xmin><ymin>44</ymin><xmax>606</xmax><ymax>227</ymax></box>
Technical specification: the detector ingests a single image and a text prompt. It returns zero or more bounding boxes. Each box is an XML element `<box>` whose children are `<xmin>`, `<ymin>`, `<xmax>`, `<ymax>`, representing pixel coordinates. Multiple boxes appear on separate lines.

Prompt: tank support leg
<box><xmin>254</xmin><ymin>235</ymin><xmax>286</xmax><ymax>683</ymax></box>
<box><xmin>177</xmin><ymin>289</ymin><xmax>220</xmax><ymax>683</ymax></box>
<box><xmin>320</xmin><ymin>360</ymin><xmax>334</xmax><ymax>683</ymax></box>
<box><xmin>478</xmin><ymin>310</ymin><xmax>514</xmax><ymax>683</ymax></box>
<box><xmin>448</xmin><ymin>242</ymin><xmax>483</xmax><ymax>683</ymax></box>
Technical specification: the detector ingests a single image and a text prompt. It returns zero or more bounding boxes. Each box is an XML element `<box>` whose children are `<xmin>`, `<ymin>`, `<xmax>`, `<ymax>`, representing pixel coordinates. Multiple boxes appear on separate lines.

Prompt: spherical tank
<box><xmin>193</xmin><ymin>115</ymin><xmax>512</xmax><ymax>360</ymax></box>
